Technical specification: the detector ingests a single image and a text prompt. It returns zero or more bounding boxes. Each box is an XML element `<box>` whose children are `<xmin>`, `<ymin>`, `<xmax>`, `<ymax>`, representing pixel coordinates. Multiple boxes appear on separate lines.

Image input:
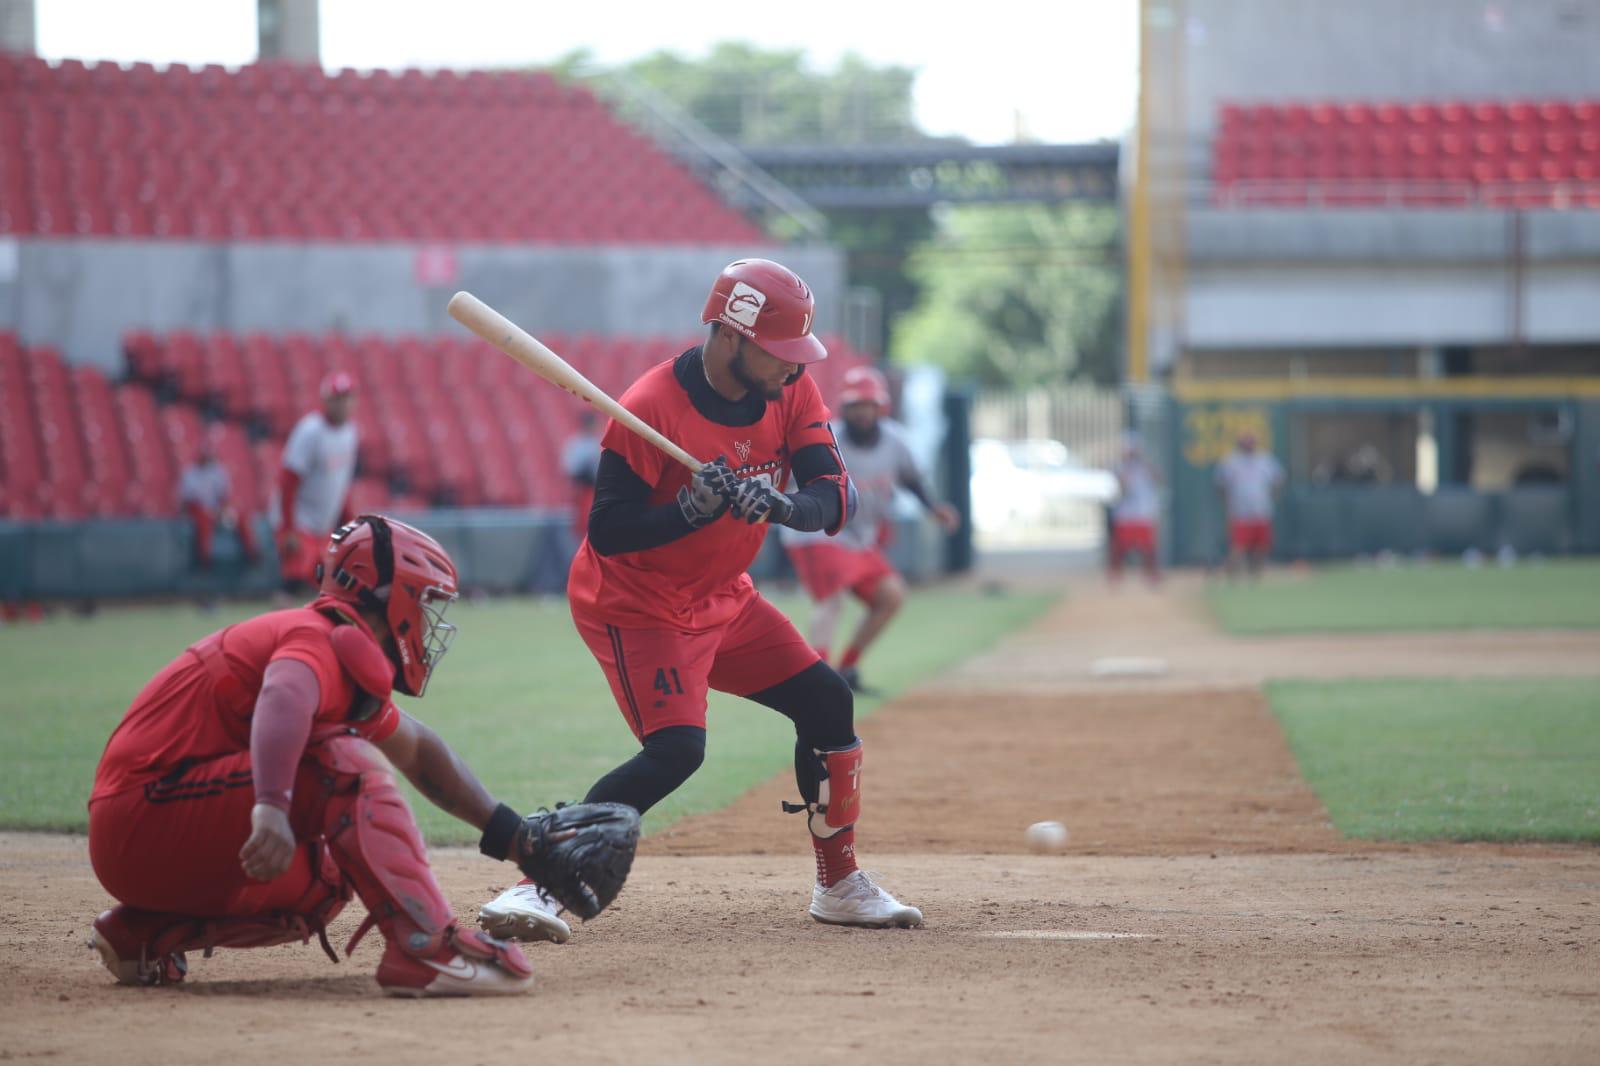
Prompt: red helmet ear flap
<box><xmin>330</xmin><ymin>624</ymin><xmax>394</xmax><ymax>702</ymax></box>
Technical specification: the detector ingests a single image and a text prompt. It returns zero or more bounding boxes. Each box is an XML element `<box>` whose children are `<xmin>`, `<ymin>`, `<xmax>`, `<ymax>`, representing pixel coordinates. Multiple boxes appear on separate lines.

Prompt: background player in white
<box><xmin>782</xmin><ymin>366</ymin><xmax>958</xmax><ymax>694</ymax></box>
<box><xmin>1214</xmin><ymin>429</ymin><xmax>1285</xmax><ymax>579</ymax></box>
<box><xmin>276</xmin><ymin>372</ymin><xmax>359</xmax><ymax>595</ymax></box>
<box><xmin>1108</xmin><ymin>432</ymin><xmax>1161</xmax><ymax>585</ymax></box>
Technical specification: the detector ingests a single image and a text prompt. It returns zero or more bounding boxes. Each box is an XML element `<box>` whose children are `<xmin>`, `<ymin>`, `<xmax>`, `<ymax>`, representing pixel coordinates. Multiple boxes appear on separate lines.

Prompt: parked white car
<box><xmin>970</xmin><ymin>437</ymin><xmax>1117</xmax><ymax>539</ymax></box>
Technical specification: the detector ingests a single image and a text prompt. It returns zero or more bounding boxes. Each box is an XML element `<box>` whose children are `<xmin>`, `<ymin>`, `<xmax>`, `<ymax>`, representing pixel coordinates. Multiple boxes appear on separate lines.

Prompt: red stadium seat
<box><xmin>1212</xmin><ymin>95</ymin><xmax>1600</xmax><ymax>208</ymax></box>
<box><xmin>1</xmin><ymin>327</ymin><xmax>877</xmax><ymax>520</ymax></box>
<box><xmin>6</xmin><ymin>58</ymin><xmax>765</xmax><ymax>244</ymax></box>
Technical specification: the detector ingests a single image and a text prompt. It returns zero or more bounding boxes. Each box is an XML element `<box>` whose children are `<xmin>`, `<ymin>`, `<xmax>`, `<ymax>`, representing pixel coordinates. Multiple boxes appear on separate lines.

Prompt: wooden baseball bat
<box><xmin>446</xmin><ymin>291</ymin><xmax>704</xmax><ymax>473</ymax></box>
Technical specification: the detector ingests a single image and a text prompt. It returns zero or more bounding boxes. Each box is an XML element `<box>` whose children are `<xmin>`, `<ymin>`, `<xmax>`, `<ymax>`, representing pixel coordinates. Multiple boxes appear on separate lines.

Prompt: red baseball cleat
<box><xmin>87</xmin><ymin>906</ymin><xmax>189</xmax><ymax>987</ymax></box>
<box><xmin>375</xmin><ymin>923</ymin><xmax>534</xmax><ymax>998</ymax></box>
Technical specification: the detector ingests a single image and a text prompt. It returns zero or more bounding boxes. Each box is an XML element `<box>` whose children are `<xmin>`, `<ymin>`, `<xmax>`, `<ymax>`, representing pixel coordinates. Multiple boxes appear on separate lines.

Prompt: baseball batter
<box><xmin>1215</xmin><ymin>430</ymin><xmax>1285</xmax><ymax>577</ymax></box>
<box><xmin>480</xmin><ymin>259</ymin><xmax>922</xmax><ymax>938</ymax></box>
<box><xmin>781</xmin><ymin>366</ymin><xmax>959</xmax><ymax>694</ymax></box>
<box><xmin>276</xmin><ymin>372</ymin><xmax>359</xmax><ymax>595</ymax></box>
<box><xmin>88</xmin><ymin>517</ymin><xmax>550</xmax><ymax>995</ymax></box>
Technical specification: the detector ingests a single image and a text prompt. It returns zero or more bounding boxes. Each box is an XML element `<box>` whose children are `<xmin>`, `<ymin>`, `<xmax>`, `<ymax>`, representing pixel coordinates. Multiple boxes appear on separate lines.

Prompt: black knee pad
<box><xmin>749</xmin><ymin>661</ymin><xmax>854</xmax><ymax>749</ymax></box>
<box><xmin>583</xmin><ymin>725</ymin><xmax>705</xmax><ymax>813</ymax></box>
<box><xmin>642</xmin><ymin>724</ymin><xmax>706</xmax><ymax>781</ymax></box>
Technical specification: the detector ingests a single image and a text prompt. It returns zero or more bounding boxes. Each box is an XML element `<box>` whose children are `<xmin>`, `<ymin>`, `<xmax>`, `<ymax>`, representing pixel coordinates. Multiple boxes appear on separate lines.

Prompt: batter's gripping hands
<box><xmin>678</xmin><ymin>457</ymin><xmax>737</xmax><ymax>527</ymax></box>
<box><xmin>512</xmin><ymin>803</ymin><xmax>640</xmax><ymax>921</ymax></box>
<box><xmin>728</xmin><ymin>478</ymin><xmax>794</xmax><ymax>526</ymax></box>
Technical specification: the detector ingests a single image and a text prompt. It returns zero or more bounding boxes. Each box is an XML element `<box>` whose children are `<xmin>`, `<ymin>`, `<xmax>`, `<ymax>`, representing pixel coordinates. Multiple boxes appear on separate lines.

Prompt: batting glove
<box><xmin>728</xmin><ymin>478</ymin><xmax>794</xmax><ymax>526</ymax></box>
<box><xmin>678</xmin><ymin>457</ymin><xmax>736</xmax><ymax>527</ymax></box>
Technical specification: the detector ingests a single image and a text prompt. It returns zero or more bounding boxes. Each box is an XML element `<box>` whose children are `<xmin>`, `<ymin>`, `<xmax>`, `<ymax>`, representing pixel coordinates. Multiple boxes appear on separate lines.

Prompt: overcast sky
<box><xmin>34</xmin><ymin>0</ymin><xmax>1139</xmax><ymax>145</ymax></box>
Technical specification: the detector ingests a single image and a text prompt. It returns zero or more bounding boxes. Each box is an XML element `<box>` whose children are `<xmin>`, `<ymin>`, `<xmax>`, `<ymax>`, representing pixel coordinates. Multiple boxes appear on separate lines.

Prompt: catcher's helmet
<box><xmin>839</xmin><ymin>365</ymin><xmax>891</xmax><ymax>412</ymax></box>
<box><xmin>701</xmin><ymin>258</ymin><xmax>827</xmax><ymax>366</ymax></box>
<box><xmin>317</xmin><ymin>514</ymin><xmax>459</xmax><ymax>697</ymax></box>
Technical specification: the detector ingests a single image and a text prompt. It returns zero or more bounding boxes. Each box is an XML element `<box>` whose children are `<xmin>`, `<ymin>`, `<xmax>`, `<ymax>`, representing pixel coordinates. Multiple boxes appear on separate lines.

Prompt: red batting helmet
<box><xmin>320</xmin><ymin>370</ymin><xmax>355</xmax><ymax>399</ymax></box>
<box><xmin>701</xmin><ymin>258</ymin><xmax>827</xmax><ymax>365</ymax></box>
<box><xmin>317</xmin><ymin>514</ymin><xmax>459</xmax><ymax>697</ymax></box>
<box><xmin>839</xmin><ymin>365</ymin><xmax>891</xmax><ymax>411</ymax></box>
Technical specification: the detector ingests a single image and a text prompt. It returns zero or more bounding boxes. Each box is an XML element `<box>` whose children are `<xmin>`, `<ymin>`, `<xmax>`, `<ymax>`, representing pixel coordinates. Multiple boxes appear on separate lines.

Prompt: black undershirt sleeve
<box><xmin>783</xmin><ymin>443</ymin><xmax>846</xmax><ymax>534</ymax></box>
<box><xmin>587</xmin><ymin>449</ymin><xmax>699</xmax><ymax>557</ymax></box>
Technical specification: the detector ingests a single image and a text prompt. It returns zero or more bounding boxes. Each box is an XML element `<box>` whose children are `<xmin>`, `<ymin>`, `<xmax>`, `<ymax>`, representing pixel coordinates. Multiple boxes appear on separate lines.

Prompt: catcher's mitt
<box><xmin>512</xmin><ymin>802</ymin><xmax>640</xmax><ymax>920</ymax></box>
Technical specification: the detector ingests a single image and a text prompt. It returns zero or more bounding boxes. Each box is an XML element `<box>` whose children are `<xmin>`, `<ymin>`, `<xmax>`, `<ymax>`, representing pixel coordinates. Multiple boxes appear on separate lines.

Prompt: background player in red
<box><xmin>178</xmin><ymin>427</ymin><xmax>260</xmax><ymax>572</ymax></box>
<box><xmin>275</xmin><ymin>372</ymin><xmax>359</xmax><ymax>597</ymax></box>
<box><xmin>1215</xmin><ymin>429</ymin><xmax>1285</xmax><ymax>578</ymax></box>
<box><xmin>87</xmin><ymin>515</ymin><xmax>540</xmax><ymax>996</ymax></box>
<box><xmin>1108</xmin><ymin>432</ymin><xmax>1162</xmax><ymax>586</ymax></box>
<box><xmin>480</xmin><ymin>259</ymin><xmax>922</xmax><ymax>941</ymax></box>
<box><xmin>781</xmin><ymin>365</ymin><xmax>959</xmax><ymax>694</ymax></box>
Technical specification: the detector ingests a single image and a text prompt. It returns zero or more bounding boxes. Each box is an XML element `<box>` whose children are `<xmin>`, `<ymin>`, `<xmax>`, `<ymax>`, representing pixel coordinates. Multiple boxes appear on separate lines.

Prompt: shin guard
<box><xmin>305</xmin><ymin>735</ymin><xmax>455</xmax><ymax>959</ymax></box>
<box><xmin>785</xmin><ymin>737</ymin><xmax>863</xmax><ymax>837</ymax></box>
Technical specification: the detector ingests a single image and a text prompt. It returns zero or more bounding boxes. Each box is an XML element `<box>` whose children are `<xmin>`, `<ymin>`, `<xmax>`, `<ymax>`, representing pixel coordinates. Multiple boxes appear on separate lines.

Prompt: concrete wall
<box><xmin>1184</xmin><ymin>0</ymin><xmax>1600</xmax><ymax>136</ymax></box>
<box><xmin>1185</xmin><ymin>208</ymin><xmax>1600</xmax><ymax>349</ymax></box>
<box><xmin>0</xmin><ymin>0</ymin><xmax>33</xmax><ymax>54</ymax></box>
<box><xmin>0</xmin><ymin>238</ymin><xmax>845</xmax><ymax>372</ymax></box>
<box><xmin>1187</xmin><ymin>262</ymin><xmax>1600</xmax><ymax>348</ymax></box>
<box><xmin>257</xmin><ymin>0</ymin><xmax>319</xmax><ymax>63</ymax></box>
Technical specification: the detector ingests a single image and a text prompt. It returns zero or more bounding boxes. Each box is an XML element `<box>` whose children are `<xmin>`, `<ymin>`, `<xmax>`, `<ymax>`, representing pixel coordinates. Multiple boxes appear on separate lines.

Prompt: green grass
<box><xmin>0</xmin><ymin>585</ymin><xmax>1052</xmax><ymax>842</ymax></box>
<box><xmin>1269</xmin><ymin>678</ymin><xmax>1600</xmax><ymax>842</ymax></box>
<box><xmin>1210</xmin><ymin>559</ymin><xmax>1600</xmax><ymax>635</ymax></box>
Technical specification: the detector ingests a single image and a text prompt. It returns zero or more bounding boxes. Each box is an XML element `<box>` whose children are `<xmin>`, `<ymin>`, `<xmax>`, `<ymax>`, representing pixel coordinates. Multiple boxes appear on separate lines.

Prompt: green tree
<box><xmin>891</xmin><ymin>203</ymin><xmax>1121</xmax><ymax>387</ymax></box>
<box><xmin>605</xmin><ymin>42</ymin><xmax>922</xmax><ymax>146</ymax></box>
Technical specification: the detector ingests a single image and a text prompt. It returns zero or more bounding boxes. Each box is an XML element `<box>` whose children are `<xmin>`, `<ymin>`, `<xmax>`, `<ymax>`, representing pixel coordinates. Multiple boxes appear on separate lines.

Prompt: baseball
<box><xmin>1024</xmin><ymin>820</ymin><xmax>1070</xmax><ymax>854</ymax></box>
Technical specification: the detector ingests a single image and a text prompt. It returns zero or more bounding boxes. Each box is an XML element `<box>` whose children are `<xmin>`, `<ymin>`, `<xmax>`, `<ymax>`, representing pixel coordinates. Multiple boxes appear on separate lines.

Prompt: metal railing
<box><xmin>583</xmin><ymin>69</ymin><xmax>829</xmax><ymax>241</ymax></box>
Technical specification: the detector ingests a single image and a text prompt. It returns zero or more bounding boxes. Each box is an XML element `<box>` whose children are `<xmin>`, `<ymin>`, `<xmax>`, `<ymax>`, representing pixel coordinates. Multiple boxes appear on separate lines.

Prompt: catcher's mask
<box><xmin>317</xmin><ymin>514</ymin><xmax>459</xmax><ymax>697</ymax></box>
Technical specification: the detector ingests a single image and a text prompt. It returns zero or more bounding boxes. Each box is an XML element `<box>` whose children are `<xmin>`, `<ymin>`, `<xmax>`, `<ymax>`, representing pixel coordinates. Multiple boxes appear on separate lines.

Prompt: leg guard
<box><xmin>786</xmin><ymin>737</ymin><xmax>863</xmax><ymax>837</ymax></box>
<box><xmin>304</xmin><ymin>735</ymin><xmax>455</xmax><ymax>959</ymax></box>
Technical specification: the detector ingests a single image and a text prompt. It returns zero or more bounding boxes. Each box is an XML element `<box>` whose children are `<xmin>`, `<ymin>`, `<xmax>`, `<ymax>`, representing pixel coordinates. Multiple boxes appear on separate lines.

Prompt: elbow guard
<box><xmin>819</xmin><ymin>474</ymin><xmax>853</xmax><ymax>537</ymax></box>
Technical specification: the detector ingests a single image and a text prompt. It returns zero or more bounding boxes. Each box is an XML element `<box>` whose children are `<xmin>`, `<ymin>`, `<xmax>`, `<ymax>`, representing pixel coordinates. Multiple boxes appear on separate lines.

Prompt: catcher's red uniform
<box><xmin>89</xmin><ymin>608</ymin><xmax>400</xmax><ymax>914</ymax></box>
<box><xmin>567</xmin><ymin>355</ymin><xmax>838</xmax><ymax>736</ymax></box>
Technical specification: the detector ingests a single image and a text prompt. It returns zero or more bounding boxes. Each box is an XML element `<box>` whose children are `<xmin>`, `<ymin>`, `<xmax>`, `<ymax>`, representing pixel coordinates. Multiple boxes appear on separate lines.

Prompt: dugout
<box><xmin>1164</xmin><ymin>380</ymin><xmax>1600</xmax><ymax>565</ymax></box>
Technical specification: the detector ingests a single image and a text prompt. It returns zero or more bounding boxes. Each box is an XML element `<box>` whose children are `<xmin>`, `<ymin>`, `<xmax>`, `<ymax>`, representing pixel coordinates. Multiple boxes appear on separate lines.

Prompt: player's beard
<box><xmin>844</xmin><ymin>418</ymin><xmax>881</xmax><ymax>447</ymax></box>
<box><xmin>730</xmin><ymin>348</ymin><xmax>786</xmax><ymax>401</ymax></box>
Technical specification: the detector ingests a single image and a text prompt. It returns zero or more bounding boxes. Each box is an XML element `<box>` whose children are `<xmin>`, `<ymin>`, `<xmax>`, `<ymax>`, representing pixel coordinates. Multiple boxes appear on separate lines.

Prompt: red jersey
<box><xmin>90</xmin><ymin>607</ymin><xmax>400</xmax><ymax>804</ymax></box>
<box><xmin>568</xmin><ymin>351</ymin><xmax>837</xmax><ymax>632</ymax></box>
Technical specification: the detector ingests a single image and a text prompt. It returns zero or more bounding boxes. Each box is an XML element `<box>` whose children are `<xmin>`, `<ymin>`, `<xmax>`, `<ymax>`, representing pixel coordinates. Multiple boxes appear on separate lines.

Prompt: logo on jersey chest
<box><xmin>734</xmin><ymin>439</ymin><xmax>752</xmax><ymax>463</ymax></box>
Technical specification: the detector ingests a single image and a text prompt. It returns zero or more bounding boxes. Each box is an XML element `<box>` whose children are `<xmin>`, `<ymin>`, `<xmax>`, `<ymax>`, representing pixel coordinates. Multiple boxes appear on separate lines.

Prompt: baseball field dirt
<box><xmin>3</xmin><ymin>577</ymin><xmax>1596</xmax><ymax>1065</ymax></box>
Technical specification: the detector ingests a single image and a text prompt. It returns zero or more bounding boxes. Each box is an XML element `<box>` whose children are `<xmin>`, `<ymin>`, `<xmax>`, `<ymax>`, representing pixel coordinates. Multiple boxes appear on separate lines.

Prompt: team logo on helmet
<box><xmin>723</xmin><ymin>281</ymin><xmax>767</xmax><ymax>330</ymax></box>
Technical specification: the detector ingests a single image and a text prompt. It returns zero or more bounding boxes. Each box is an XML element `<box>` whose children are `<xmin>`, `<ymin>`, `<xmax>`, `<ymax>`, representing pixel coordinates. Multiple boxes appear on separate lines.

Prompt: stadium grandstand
<box><xmin>0</xmin><ymin>54</ymin><xmax>766</xmax><ymax>243</ymax></box>
<box><xmin>0</xmin><ymin>329</ymin><xmax>869</xmax><ymax>523</ymax></box>
<box><xmin>0</xmin><ymin>36</ymin><xmax>864</xmax><ymax>600</ymax></box>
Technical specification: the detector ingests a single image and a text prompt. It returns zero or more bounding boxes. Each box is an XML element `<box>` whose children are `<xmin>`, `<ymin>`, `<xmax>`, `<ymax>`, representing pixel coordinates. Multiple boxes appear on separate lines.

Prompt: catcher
<box><xmin>86</xmin><ymin>515</ymin><xmax>638</xmax><ymax>996</ymax></box>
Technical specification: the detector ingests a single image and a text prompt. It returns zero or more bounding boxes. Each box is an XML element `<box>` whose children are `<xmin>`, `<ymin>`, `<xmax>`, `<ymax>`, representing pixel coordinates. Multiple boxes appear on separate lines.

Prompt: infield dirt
<box><xmin>3</xmin><ymin>576</ymin><xmax>1596</xmax><ymax>1065</ymax></box>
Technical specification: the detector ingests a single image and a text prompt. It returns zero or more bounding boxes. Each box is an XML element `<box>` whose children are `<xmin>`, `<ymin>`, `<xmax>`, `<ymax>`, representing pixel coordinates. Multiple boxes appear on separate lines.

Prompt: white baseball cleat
<box><xmin>478</xmin><ymin>881</ymin><xmax>572</xmax><ymax>944</ymax></box>
<box><xmin>809</xmin><ymin>871</ymin><xmax>924</xmax><ymax>928</ymax></box>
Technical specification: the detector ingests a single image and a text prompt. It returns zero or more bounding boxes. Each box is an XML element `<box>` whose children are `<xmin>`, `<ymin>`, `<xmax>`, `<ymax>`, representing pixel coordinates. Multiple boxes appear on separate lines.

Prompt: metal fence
<box><xmin>971</xmin><ymin>385</ymin><xmax>1126</xmax><ymax>466</ymax></box>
